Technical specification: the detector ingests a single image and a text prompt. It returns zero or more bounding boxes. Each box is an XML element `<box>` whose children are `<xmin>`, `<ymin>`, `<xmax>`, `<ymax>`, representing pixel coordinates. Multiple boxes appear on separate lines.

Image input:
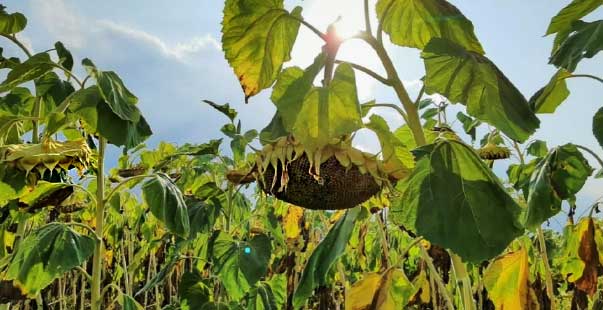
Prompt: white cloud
<box><xmin>31</xmin><ymin>0</ymin><xmax>87</xmax><ymax>48</ymax></box>
<box><xmin>96</xmin><ymin>20</ymin><xmax>219</xmax><ymax>61</ymax></box>
<box><xmin>31</xmin><ymin>0</ymin><xmax>218</xmax><ymax>62</ymax></box>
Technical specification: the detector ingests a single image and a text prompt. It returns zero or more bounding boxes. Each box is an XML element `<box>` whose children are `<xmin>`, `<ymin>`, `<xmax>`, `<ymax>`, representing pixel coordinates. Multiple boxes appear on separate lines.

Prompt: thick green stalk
<box><xmin>91</xmin><ymin>137</ymin><xmax>107</xmax><ymax>310</ymax></box>
<box><xmin>537</xmin><ymin>227</ymin><xmax>556</xmax><ymax>310</ymax></box>
<box><xmin>451</xmin><ymin>254</ymin><xmax>475</xmax><ymax>310</ymax></box>
<box><xmin>361</xmin><ymin>33</ymin><xmax>426</xmax><ymax>146</ymax></box>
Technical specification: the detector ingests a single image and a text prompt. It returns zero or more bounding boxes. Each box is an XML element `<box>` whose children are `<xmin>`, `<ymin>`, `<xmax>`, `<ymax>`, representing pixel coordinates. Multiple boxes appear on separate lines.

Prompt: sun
<box><xmin>291</xmin><ymin>0</ymin><xmax>381</xmax><ymax>101</ymax></box>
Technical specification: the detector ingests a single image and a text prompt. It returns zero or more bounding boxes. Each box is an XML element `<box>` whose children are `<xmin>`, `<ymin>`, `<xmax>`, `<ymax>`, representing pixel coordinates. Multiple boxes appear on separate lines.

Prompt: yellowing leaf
<box><xmin>283</xmin><ymin>205</ymin><xmax>304</xmax><ymax>240</ymax></box>
<box><xmin>376</xmin><ymin>0</ymin><xmax>484</xmax><ymax>54</ymax></box>
<box><xmin>345</xmin><ymin>269</ymin><xmax>416</xmax><ymax>310</ymax></box>
<box><xmin>372</xmin><ymin>269</ymin><xmax>416</xmax><ymax>310</ymax></box>
<box><xmin>483</xmin><ymin>247</ymin><xmax>529</xmax><ymax>310</ymax></box>
<box><xmin>345</xmin><ymin>273</ymin><xmax>381</xmax><ymax>310</ymax></box>
<box><xmin>222</xmin><ymin>0</ymin><xmax>302</xmax><ymax>101</ymax></box>
<box><xmin>560</xmin><ymin>218</ymin><xmax>601</xmax><ymax>296</ymax></box>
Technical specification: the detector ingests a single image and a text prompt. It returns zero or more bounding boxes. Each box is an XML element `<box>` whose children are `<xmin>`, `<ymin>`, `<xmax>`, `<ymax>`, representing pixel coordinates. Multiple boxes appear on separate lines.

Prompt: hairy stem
<box><xmin>364</xmin><ymin>0</ymin><xmax>372</xmax><ymax>35</ymax></box>
<box><xmin>575</xmin><ymin>144</ymin><xmax>603</xmax><ymax>168</ymax></box>
<box><xmin>360</xmin><ymin>33</ymin><xmax>426</xmax><ymax>146</ymax></box>
<box><xmin>537</xmin><ymin>227</ymin><xmax>556</xmax><ymax>310</ymax></box>
<box><xmin>91</xmin><ymin>137</ymin><xmax>107</xmax><ymax>310</ymax></box>
<box><xmin>568</xmin><ymin>74</ymin><xmax>603</xmax><ymax>85</ymax></box>
<box><xmin>0</xmin><ymin>33</ymin><xmax>33</xmax><ymax>57</ymax></box>
<box><xmin>334</xmin><ymin>60</ymin><xmax>390</xmax><ymax>85</ymax></box>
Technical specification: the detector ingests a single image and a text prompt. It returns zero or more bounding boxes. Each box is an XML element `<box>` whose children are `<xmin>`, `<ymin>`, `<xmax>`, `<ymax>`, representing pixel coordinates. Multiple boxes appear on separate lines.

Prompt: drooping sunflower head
<box><xmin>478</xmin><ymin>143</ymin><xmax>511</xmax><ymax>160</ymax></box>
<box><xmin>0</xmin><ymin>138</ymin><xmax>93</xmax><ymax>176</ymax></box>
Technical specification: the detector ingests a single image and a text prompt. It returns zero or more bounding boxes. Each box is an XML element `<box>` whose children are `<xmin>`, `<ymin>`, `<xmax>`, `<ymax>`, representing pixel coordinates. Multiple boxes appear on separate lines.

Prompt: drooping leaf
<box><xmin>559</xmin><ymin>218</ymin><xmax>601</xmax><ymax>296</ymax></box>
<box><xmin>120</xmin><ymin>294</ymin><xmax>143</xmax><ymax>310</ymax></box>
<box><xmin>507</xmin><ymin>159</ymin><xmax>541</xmax><ymax>200</ymax></box>
<box><xmin>18</xmin><ymin>181</ymin><xmax>73</xmax><ymax>212</ymax></box>
<box><xmin>259</xmin><ymin>112</ymin><xmax>288</xmax><ymax>144</ymax></box>
<box><xmin>178</xmin><ymin>270</ymin><xmax>211</xmax><ymax>310</ymax></box>
<box><xmin>394</xmin><ymin>139</ymin><xmax>524</xmax><ymax>263</ymax></box>
<box><xmin>346</xmin><ymin>273</ymin><xmax>382</xmax><ymax>310</ymax></box>
<box><xmin>365</xmin><ymin>114</ymin><xmax>414</xmax><ymax>177</ymax></box>
<box><xmin>375</xmin><ymin>0</ymin><xmax>484</xmax><ymax>54</ymax></box>
<box><xmin>222</xmin><ymin>0</ymin><xmax>302</xmax><ymax>101</ymax></box>
<box><xmin>271</xmin><ymin>53</ymin><xmax>325</xmax><ymax>134</ymax></box>
<box><xmin>524</xmin><ymin>144</ymin><xmax>593</xmax><ymax>229</ymax></box>
<box><xmin>245</xmin><ymin>281</ymin><xmax>280</xmax><ymax>310</ymax></box>
<box><xmin>0</xmin><ymin>53</ymin><xmax>54</xmax><ymax>93</ymax></box>
<box><xmin>594</xmin><ymin>106</ymin><xmax>603</xmax><ymax>149</ymax></box>
<box><xmin>345</xmin><ymin>269</ymin><xmax>417</xmax><ymax>310</ymax></box>
<box><xmin>526</xmin><ymin>140</ymin><xmax>548</xmax><ymax>158</ymax></box>
<box><xmin>230</xmin><ymin>129</ymin><xmax>257</xmax><ymax>162</ymax></box>
<box><xmin>203</xmin><ymin>100</ymin><xmax>238</xmax><ymax>122</ymax></box>
<box><xmin>187</xmin><ymin>198</ymin><xmax>220</xmax><ymax>237</ymax></box>
<box><xmin>529</xmin><ymin>69</ymin><xmax>571</xmax><ymax>113</ymax></box>
<box><xmin>210</xmin><ymin>232</ymin><xmax>272</xmax><ymax>301</ymax></box>
<box><xmin>283</xmin><ymin>205</ymin><xmax>304</xmax><ymax>240</ymax></box>
<box><xmin>421</xmin><ymin>38</ymin><xmax>540</xmax><ymax>142</ymax></box>
<box><xmin>456</xmin><ymin>111</ymin><xmax>480</xmax><ymax>141</ymax></box>
<box><xmin>34</xmin><ymin>72</ymin><xmax>75</xmax><ymax>109</ymax></box>
<box><xmin>6</xmin><ymin>223</ymin><xmax>95</xmax><ymax>297</ymax></box>
<box><xmin>54</xmin><ymin>41</ymin><xmax>74</xmax><ymax>72</ymax></box>
<box><xmin>82</xmin><ymin>59</ymin><xmax>140</xmax><ymax>122</ymax></box>
<box><xmin>483</xmin><ymin>246</ymin><xmax>530</xmax><ymax>310</ymax></box>
<box><xmin>550</xmin><ymin>20</ymin><xmax>603</xmax><ymax>72</ymax></box>
<box><xmin>278</xmin><ymin>63</ymin><xmax>363</xmax><ymax>151</ymax></box>
<box><xmin>546</xmin><ymin>0</ymin><xmax>602</xmax><ymax>35</ymax></box>
<box><xmin>0</xmin><ymin>10</ymin><xmax>27</xmax><ymax>35</ymax></box>
<box><xmin>293</xmin><ymin>207</ymin><xmax>361</xmax><ymax>308</ymax></box>
<box><xmin>68</xmin><ymin>86</ymin><xmax>152</xmax><ymax>149</ymax></box>
<box><xmin>142</xmin><ymin>173</ymin><xmax>190</xmax><ymax>238</ymax></box>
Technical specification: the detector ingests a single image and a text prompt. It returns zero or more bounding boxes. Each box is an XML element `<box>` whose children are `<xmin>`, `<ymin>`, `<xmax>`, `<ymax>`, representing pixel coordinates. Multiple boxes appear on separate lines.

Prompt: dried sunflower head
<box><xmin>0</xmin><ymin>138</ymin><xmax>93</xmax><ymax>176</ymax></box>
<box><xmin>478</xmin><ymin>143</ymin><xmax>511</xmax><ymax>160</ymax></box>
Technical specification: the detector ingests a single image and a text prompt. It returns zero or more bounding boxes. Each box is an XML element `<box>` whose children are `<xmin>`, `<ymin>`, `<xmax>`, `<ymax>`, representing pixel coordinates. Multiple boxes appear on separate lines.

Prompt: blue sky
<box><xmin>3</xmin><ymin>0</ymin><xmax>603</xmax><ymax>229</ymax></box>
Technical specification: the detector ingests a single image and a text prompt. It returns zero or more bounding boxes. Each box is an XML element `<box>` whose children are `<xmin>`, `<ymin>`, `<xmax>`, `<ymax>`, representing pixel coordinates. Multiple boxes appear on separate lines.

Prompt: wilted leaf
<box><xmin>293</xmin><ymin>207</ymin><xmax>361</xmax><ymax>308</ymax></box>
<box><xmin>345</xmin><ymin>269</ymin><xmax>417</xmax><ymax>310</ymax></box>
<box><xmin>375</xmin><ymin>0</ymin><xmax>484</xmax><ymax>54</ymax></box>
<box><xmin>483</xmin><ymin>246</ymin><xmax>530</xmax><ymax>310</ymax></box>
<box><xmin>422</xmin><ymin>38</ymin><xmax>540</xmax><ymax>142</ymax></box>
<box><xmin>142</xmin><ymin>173</ymin><xmax>190</xmax><ymax>238</ymax></box>
<box><xmin>222</xmin><ymin>0</ymin><xmax>302</xmax><ymax>101</ymax></box>
<box><xmin>560</xmin><ymin>218</ymin><xmax>601</xmax><ymax>296</ymax></box>
<box><xmin>394</xmin><ymin>139</ymin><xmax>524</xmax><ymax>263</ymax></box>
<box><xmin>524</xmin><ymin>144</ymin><xmax>592</xmax><ymax>229</ymax></box>
<box><xmin>346</xmin><ymin>273</ymin><xmax>381</xmax><ymax>310</ymax></box>
<box><xmin>529</xmin><ymin>69</ymin><xmax>571</xmax><ymax>113</ymax></box>
<box><xmin>550</xmin><ymin>20</ymin><xmax>603</xmax><ymax>72</ymax></box>
<box><xmin>283</xmin><ymin>205</ymin><xmax>304</xmax><ymax>240</ymax></box>
<box><xmin>6</xmin><ymin>223</ymin><xmax>95</xmax><ymax>297</ymax></box>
